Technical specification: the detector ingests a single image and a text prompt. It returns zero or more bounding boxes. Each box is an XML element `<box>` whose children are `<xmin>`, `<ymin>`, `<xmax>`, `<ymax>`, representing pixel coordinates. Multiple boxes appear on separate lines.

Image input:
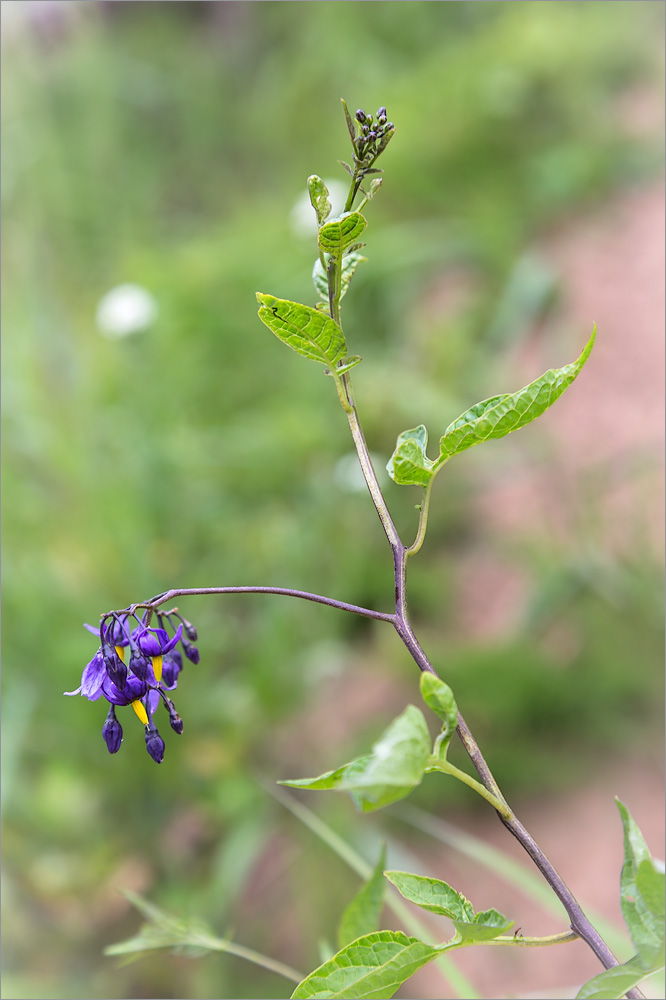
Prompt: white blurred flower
<box><xmin>96</xmin><ymin>283</ymin><xmax>158</xmax><ymax>338</ymax></box>
<box><xmin>289</xmin><ymin>178</ymin><xmax>348</xmax><ymax>239</ymax></box>
<box><xmin>334</xmin><ymin>451</ymin><xmax>388</xmax><ymax>493</ymax></box>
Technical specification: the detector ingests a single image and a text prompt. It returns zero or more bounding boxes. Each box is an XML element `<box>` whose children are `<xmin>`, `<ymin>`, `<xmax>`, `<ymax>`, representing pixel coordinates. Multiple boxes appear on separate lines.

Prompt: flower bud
<box><xmin>102</xmin><ymin>640</ymin><xmax>127</xmax><ymax>689</ymax></box>
<box><xmin>102</xmin><ymin>707</ymin><xmax>123</xmax><ymax>754</ymax></box>
<box><xmin>181</xmin><ymin>639</ymin><xmax>200</xmax><ymax>664</ymax></box>
<box><xmin>128</xmin><ymin>646</ymin><xmax>150</xmax><ymax>681</ymax></box>
<box><xmin>145</xmin><ymin>724</ymin><xmax>165</xmax><ymax>763</ymax></box>
<box><xmin>376</xmin><ymin>106</ymin><xmax>387</xmax><ymax>119</ymax></box>
<box><xmin>168</xmin><ymin>709</ymin><xmax>184</xmax><ymax>735</ymax></box>
<box><xmin>181</xmin><ymin>618</ymin><xmax>198</xmax><ymax>641</ymax></box>
<box><xmin>355</xmin><ymin>109</ymin><xmax>366</xmax><ymax>122</ymax></box>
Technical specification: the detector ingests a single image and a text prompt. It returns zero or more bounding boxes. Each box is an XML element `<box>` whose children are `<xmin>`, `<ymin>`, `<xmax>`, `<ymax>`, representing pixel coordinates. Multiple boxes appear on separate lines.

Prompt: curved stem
<box><xmin>428</xmin><ymin>759</ymin><xmax>513</xmax><ymax>821</ymax></box>
<box><xmin>124</xmin><ymin>587</ymin><xmax>394</xmax><ymax>625</ymax></box>
<box><xmin>406</xmin><ymin>481</ymin><xmax>433</xmax><ymax>558</ymax></box>
<box><xmin>192</xmin><ymin>931</ymin><xmax>304</xmax><ymax>984</ymax></box>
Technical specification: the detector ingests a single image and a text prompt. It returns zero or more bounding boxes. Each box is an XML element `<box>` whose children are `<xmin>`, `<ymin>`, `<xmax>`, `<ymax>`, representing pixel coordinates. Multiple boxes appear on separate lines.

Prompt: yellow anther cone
<box><xmin>132</xmin><ymin>700</ymin><xmax>149</xmax><ymax>725</ymax></box>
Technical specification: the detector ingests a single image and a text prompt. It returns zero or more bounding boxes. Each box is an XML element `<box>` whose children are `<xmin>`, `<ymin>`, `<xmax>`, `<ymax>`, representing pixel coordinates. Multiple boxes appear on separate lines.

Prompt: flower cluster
<box><xmin>65</xmin><ymin>608</ymin><xmax>199</xmax><ymax>762</ymax></box>
<box><xmin>353</xmin><ymin>106</ymin><xmax>395</xmax><ymax>163</ymax></box>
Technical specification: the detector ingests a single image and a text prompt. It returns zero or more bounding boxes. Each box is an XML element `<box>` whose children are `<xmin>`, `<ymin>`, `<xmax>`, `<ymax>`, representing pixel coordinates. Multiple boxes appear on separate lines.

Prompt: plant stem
<box><xmin>429</xmin><ymin>759</ymin><xmax>513</xmax><ymax>821</ymax></box>
<box><xmin>484</xmin><ymin>931</ymin><xmax>578</xmax><ymax>948</ymax></box>
<box><xmin>191</xmin><ymin>931</ymin><xmax>304</xmax><ymax>984</ymax></box>
<box><xmin>127</xmin><ymin>587</ymin><xmax>394</xmax><ymax>625</ymax></box>
<box><xmin>406</xmin><ymin>482</ymin><xmax>433</xmax><ymax>558</ymax></box>
<box><xmin>334</xmin><ymin>378</ymin><xmax>644</xmax><ymax>997</ymax></box>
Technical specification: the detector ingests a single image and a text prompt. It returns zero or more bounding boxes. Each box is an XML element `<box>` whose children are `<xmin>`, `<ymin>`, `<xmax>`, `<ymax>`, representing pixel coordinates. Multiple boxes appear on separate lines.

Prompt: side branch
<box><xmin>131</xmin><ymin>586</ymin><xmax>395</xmax><ymax>624</ymax></box>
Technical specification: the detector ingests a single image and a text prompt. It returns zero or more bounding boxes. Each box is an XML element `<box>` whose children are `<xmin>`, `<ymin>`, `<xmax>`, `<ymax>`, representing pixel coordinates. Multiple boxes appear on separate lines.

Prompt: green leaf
<box><xmin>279</xmin><ymin>706</ymin><xmax>432</xmax><ymax>812</ymax></box>
<box><xmin>340</xmin><ymin>98</ymin><xmax>358</xmax><ymax>149</ymax></box>
<box><xmin>435</xmin><ymin>326</ymin><xmax>596</xmax><ymax>467</ymax></box>
<box><xmin>333</xmin><ymin>356</ymin><xmax>363</xmax><ymax>376</ymax></box>
<box><xmin>290</xmin><ymin>930</ymin><xmax>442</xmax><ymax>999</ymax></box>
<box><xmin>337</xmin><ymin>845</ymin><xmax>387</xmax><ymax>950</ymax></box>
<box><xmin>256</xmin><ymin>294</ymin><xmax>346</xmax><ymax>368</ymax></box>
<box><xmin>420</xmin><ymin>674</ymin><xmax>457</xmax><ymax>730</ymax></box>
<box><xmin>576</xmin><ymin>952</ymin><xmax>662</xmax><ymax>1000</ymax></box>
<box><xmin>617</xmin><ymin>799</ymin><xmax>666</xmax><ymax>967</ymax></box>
<box><xmin>386</xmin><ymin>425</ymin><xmax>435</xmax><ymax>487</ymax></box>
<box><xmin>450</xmin><ymin>909</ymin><xmax>514</xmax><ymax>943</ymax></box>
<box><xmin>420</xmin><ymin>673</ymin><xmax>458</xmax><ymax>761</ymax></box>
<box><xmin>313</xmin><ymin>252</ymin><xmax>367</xmax><ymax>304</ymax></box>
<box><xmin>383</xmin><ymin>871</ymin><xmax>474</xmax><ymax>922</ymax></box>
<box><xmin>308</xmin><ymin>176</ymin><xmax>332</xmax><ymax>226</ymax></box>
<box><xmin>318</xmin><ymin>212</ymin><xmax>367</xmax><ymax>257</ymax></box>
<box><xmin>384</xmin><ymin>873</ymin><xmax>513</xmax><ymax>943</ymax></box>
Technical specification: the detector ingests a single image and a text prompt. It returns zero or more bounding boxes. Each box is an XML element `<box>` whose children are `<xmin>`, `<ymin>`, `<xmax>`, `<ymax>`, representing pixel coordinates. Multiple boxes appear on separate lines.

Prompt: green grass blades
<box><xmin>337</xmin><ymin>845</ymin><xmax>387</xmax><ymax>950</ymax></box>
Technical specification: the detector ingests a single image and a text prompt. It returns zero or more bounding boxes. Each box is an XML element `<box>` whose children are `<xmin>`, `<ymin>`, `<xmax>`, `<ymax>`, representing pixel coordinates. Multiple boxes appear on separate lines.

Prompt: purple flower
<box><xmin>65</xmin><ymin>612</ymin><xmax>197</xmax><ymax>763</ymax></box>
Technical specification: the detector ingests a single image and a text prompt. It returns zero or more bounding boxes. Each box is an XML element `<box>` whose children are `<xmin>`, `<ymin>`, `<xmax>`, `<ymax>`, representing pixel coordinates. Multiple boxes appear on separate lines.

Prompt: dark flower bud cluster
<box><xmin>353</xmin><ymin>105</ymin><xmax>395</xmax><ymax>163</ymax></box>
<box><xmin>65</xmin><ymin>605</ymin><xmax>200</xmax><ymax>763</ymax></box>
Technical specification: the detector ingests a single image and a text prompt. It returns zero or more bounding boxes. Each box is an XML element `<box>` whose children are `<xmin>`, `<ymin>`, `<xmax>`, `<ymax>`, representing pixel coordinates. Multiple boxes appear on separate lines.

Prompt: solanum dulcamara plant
<box><xmin>68</xmin><ymin>102</ymin><xmax>664</xmax><ymax>1000</ymax></box>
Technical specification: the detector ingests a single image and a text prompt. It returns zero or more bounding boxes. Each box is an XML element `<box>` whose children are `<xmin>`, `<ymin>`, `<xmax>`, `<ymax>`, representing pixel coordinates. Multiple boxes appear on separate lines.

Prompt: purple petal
<box><xmin>101</xmin><ymin>673</ymin><xmax>147</xmax><ymax>706</ymax></box>
<box><xmin>147</xmin><ymin>690</ymin><xmax>161</xmax><ymax>715</ymax></box>
<box><xmin>81</xmin><ymin>651</ymin><xmax>106</xmax><ymax>700</ymax></box>
<box><xmin>161</xmin><ymin>624</ymin><xmax>183</xmax><ymax>654</ymax></box>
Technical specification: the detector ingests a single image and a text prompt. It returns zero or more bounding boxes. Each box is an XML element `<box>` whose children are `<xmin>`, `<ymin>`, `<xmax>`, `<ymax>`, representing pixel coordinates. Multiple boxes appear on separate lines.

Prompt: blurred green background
<box><xmin>2</xmin><ymin>2</ymin><xmax>663</xmax><ymax>998</ymax></box>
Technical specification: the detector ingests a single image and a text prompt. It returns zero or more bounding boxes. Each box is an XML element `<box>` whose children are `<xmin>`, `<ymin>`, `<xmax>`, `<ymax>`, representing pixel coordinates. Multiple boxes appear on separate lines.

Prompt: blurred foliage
<box><xmin>1</xmin><ymin>2</ymin><xmax>663</xmax><ymax>998</ymax></box>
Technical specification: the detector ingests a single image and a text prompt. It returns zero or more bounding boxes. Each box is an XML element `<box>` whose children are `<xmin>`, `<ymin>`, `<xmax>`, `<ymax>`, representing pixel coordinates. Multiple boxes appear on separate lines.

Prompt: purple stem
<box><xmin>131</xmin><ymin>586</ymin><xmax>395</xmax><ymax>625</ymax></box>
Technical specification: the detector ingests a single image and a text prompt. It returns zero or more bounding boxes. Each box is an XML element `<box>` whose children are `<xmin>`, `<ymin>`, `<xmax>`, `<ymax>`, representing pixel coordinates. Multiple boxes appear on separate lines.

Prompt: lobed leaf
<box><xmin>337</xmin><ymin>845</ymin><xmax>387</xmax><ymax>950</ymax></box>
<box><xmin>308</xmin><ymin>175</ymin><xmax>332</xmax><ymax>226</ymax></box>
<box><xmin>313</xmin><ymin>252</ymin><xmax>367</xmax><ymax>304</ymax></box>
<box><xmin>435</xmin><ymin>327</ymin><xmax>596</xmax><ymax>466</ymax></box>
<box><xmin>318</xmin><ymin>212</ymin><xmax>367</xmax><ymax>258</ymax></box>
<box><xmin>617</xmin><ymin>799</ymin><xmax>666</xmax><ymax>968</ymax></box>
<box><xmin>291</xmin><ymin>930</ymin><xmax>442</xmax><ymax>999</ymax></box>
<box><xmin>256</xmin><ymin>294</ymin><xmax>347</xmax><ymax>367</ymax></box>
<box><xmin>450</xmin><ymin>909</ymin><xmax>514</xmax><ymax>943</ymax></box>
<box><xmin>383</xmin><ymin>871</ymin><xmax>474</xmax><ymax>922</ymax></box>
<box><xmin>386</xmin><ymin>425</ymin><xmax>434</xmax><ymax>487</ymax></box>
<box><xmin>279</xmin><ymin>706</ymin><xmax>431</xmax><ymax>812</ymax></box>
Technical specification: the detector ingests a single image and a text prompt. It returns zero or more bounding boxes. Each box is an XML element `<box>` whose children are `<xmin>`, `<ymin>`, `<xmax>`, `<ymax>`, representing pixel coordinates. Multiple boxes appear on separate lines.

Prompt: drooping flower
<box><xmin>65</xmin><ymin>610</ymin><xmax>198</xmax><ymax>763</ymax></box>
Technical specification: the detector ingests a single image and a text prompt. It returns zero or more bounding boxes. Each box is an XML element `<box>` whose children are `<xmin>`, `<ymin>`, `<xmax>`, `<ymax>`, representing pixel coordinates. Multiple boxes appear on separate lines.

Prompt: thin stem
<box><xmin>123</xmin><ymin>587</ymin><xmax>395</xmax><ymax>625</ymax></box>
<box><xmin>192</xmin><ymin>932</ymin><xmax>304</xmax><ymax>984</ymax></box>
<box><xmin>429</xmin><ymin>759</ymin><xmax>513</xmax><ymax>821</ymax></box>
<box><xmin>483</xmin><ymin>931</ymin><xmax>578</xmax><ymax>948</ymax></box>
<box><xmin>405</xmin><ymin>481</ymin><xmax>433</xmax><ymax>558</ymax></box>
<box><xmin>340</xmin><ymin>374</ymin><xmax>403</xmax><ymax>555</ymax></box>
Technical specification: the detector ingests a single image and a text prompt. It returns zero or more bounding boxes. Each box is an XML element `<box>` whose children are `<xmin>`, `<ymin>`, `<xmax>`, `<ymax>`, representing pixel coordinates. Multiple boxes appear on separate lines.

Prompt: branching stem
<box><xmin>323</xmin><ymin>185</ymin><xmax>640</xmax><ymax>990</ymax></box>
